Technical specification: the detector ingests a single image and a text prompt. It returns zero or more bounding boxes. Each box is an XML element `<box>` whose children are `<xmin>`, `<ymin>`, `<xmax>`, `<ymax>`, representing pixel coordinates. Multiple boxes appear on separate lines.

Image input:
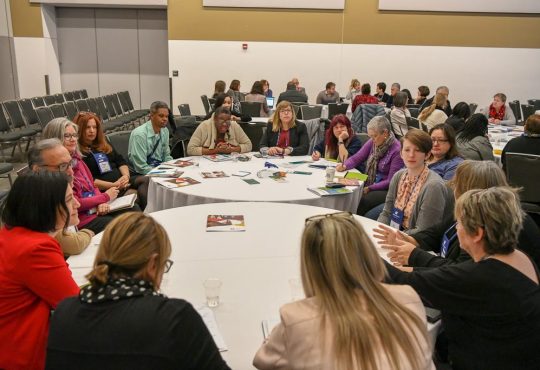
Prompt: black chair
<box><xmin>290</xmin><ymin>102</ymin><xmax>304</xmax><ymax>119</ymax></box>
<box><xmin>103</xmin><ymin>95</ymin><xmax>131</xmax><ymax>126</ymax></box>
<box><xmin>118</xmin><ymin>91</ymin><xmax>149</xmax><ymax>118</ymax></box>
<box><xmin>508</xmin><ymin>100</ymin><xmax>522</xmax><ymax>125</ymax></box>
<box><xmin>300</xmin><ymin>105</ymin><xmax>323</xmax><ymax>121</ymax></box>
<box><xmin>31</xmin><ymin>96</ymin><xmax>45</xmax><ymax>108</ymax></box>
<box><xmin>201</xmin><ymin>95</ymin><xmax>211</xmax><ymax>115</ymax></box>
<box><xmin>63</xmin><ymin>91</ymin><xmax>75</xmax><ymax>102</ymax></box>
<box><xmin>75</xmin><ymin>99</ymin><xmax>91</xmax><ymax>113</ymax></box>
<box><xmin>240</xmin><ymin>101</ymin><xmax>263</xmax><ymax>118</ymax></box>
<box><xmin>356</xmin><ymin>133</ymin><xmax>370</xmax><ymax>146</ymax></box>
<box><xmin>63</xmin><ymin>101</ymin><xmax>79</xmax><ymax>121</ymax></box>
<box><xmin>505</xmin><ymin>153</ymin><xmax>540</xmax><ymax>214</ymax></box>
<box><xmin>238</xmin><ymin>121</ymin><xmax>266</xmax><ymax>152</ymax></box>
<box><xmin>54</xmin><ymin>93</ymin><xmax>66</xmax><ymax>104</ymax></box>
<box><xmin>527</xmin><ymin>99</ymin><xmax>540</xmax><ymax>112</ymax></box>
<box><xmin>2</xmin><ymin>101</ymin><xmax>38</xmax><ymax>145</ymax></box>
<box><xmin>96</xmin><ymin>97</ymin><xmax>126</xmax><ymax>132</ymax></box>
<box><xmin>208</xmin><ymin>98</ymin><xmax>216</xmax><ymax>110</ymax></box>
<box><xmin>521</xmin><ymin>104</ymin><xmax>536</xmax><ymax>122</ymax></box>
<box><xmin>469</xmin><ymin>103</ymin><xmax>478</xmax><ymax>114</ymax></box>
<box><xmin>49</xmin><ymin>104</ymin><xmax>66</xmax><ymax>118</ymax></box>
<box><xmin>35</xmin><ymin>106</ymin><xmax>55</xmax><ymax>127</ymax></box>
<box><xmin>86</xmin><ymin>98</ymin><xmax>100</xmax><ymax>117</ymax></box>
<box><xmin>111</xmin><ymin>93</ymin><xmax>140</xmax><ymax>122</ymax></box>
<box><xmin>408</xmin><ymin>107</ymin><xmax>420</xmax><ymax>119</ymax></box>
<box><xmin>0</xmin><ymin>162</ymin><xmax>13</xmax><ymax>187</ymax></box>
<box><xmin>178</xmin><ymin>104</ymin><xmax>191</xmax><ymax>116</ymax></box>
<box><xmin>406</xmin><ymin>104</ymin><xmax>420</xmax><ymax>109</ymax></box>
<box><xmin>19</xmin><ymin>98</ymin><xmax>41</xmax><ymax>132</ymax></box>
<box><xmin>80</xmin><ymin>89</ymin><xmax>89</xmax><ymax>99</ymax></box>
<box><xmin>406</xmin><ymin>116</ymin><xmax>420</xmax><ymax>130</ymax></box>
<box><xmin>72</xmin><ymin>90</ymin><xmax>82</xmax><ymax>100</ymax></box>
<box><xmin>43</xmin><ymin>95</ymin><xmax>56</xmax><ymax>106</ymax></box>
<box><xmin>106</xmin><ymin>131</ymin><xmax>131</xmax><ymax>162</ymax></box>
<box><xmin>0</xmin><ymin>107</ymin><xmax>27</xmax><ymax>160</ymax></box>
<box><xmin>328</xmin><ymin>103</ymin><xmax>349</xmax><ymax>120</ymax></box>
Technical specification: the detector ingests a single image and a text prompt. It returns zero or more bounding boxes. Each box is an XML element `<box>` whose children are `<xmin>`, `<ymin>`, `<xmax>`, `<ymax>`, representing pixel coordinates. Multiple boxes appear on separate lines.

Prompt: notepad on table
<box><xmin>108</xmin><ymin>194</ymin><xmax>137</xmax><ymax>212</ymax></box>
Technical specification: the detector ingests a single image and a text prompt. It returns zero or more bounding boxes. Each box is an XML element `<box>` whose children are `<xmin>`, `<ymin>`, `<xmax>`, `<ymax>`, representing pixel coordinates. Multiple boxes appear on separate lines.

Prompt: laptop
<box><xmin>266</xmin><ymin>97</ymin><xmax>275</xmax><ymax>109</ymax></box>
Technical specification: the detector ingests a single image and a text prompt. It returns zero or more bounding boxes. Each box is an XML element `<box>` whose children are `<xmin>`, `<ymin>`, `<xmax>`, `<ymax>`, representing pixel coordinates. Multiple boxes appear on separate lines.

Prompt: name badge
<box><xmin>92</xmin><ymin>152</ymin><xmax>112</xmax><ymax>174</ymax></box>
<box><xmin>82</xmin><ymin>191</ymin><xmax>96</xmax><ymax>215</ymax></box>
<box><xmin>441</xmin><ymin>226</ymin><xmax>458</xmax><ymax>258</ymax></box>
<box><xmin>389</xmin><ymin>207</ymin><xmax>404</xmax><ymax>230</ymax></box>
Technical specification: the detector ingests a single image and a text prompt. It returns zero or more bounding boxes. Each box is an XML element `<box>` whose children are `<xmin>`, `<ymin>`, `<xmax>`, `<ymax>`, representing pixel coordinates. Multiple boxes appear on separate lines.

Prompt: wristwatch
<box><xmin>338</xmin><ymin>141</ymin><xmax>344</xmax><ymax>145</ymax></box>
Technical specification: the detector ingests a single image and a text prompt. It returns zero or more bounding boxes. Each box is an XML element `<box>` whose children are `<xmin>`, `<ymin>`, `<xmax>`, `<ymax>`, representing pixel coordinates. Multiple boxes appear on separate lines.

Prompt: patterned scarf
<box><xmin>489</xmin><ymin>103</ymin><xmax>506</xmax><ymax>121</ymax></box>
<box><xmin>79</xmin><ymin>277</ymin><xmax>161</xmax><ymax>304</ymax></box>
<box><xmin>365</xmin><ymin>133</ymin><xmax>396</xmax><ymax>186</ymax></box>
<box><xmin>394</xmin><ymin>166</ymin><xmax>430</xmax><ymax>229</ymax></box>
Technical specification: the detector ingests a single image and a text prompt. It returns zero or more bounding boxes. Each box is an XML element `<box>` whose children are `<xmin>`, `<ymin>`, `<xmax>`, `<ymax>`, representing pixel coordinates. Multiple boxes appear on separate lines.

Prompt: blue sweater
<box><xmin>428</xmin><ymin>156</ymin><xmax>463</xmax><ymax>181</ymax></box>
<box><xmin>312</xmin><ymin>135</ymin><xmax>362</xmax><ymax>160</ymax></box>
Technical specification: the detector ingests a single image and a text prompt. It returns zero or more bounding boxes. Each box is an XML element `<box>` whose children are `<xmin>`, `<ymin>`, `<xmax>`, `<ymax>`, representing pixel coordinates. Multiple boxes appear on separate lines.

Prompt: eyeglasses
<box><xmin>280</xmin><ymin>109</ymin><xmax>293</xmax><ymax>114</ymax></box>
<box><xmin>164</xmin><ymin>259</ymin><xmax>174</xmax><ymax>273</ymax></box>
<box><xmin>431</xmin><ymin>138</ymin><xmax>449</xmax><ymax>144</ymax></box>
<box><xmin>40</xmin><ymin>158</ymin><xmax>76</xmax><ymax>172</ymax></box>
<box><xmin>63</xmin><ymin>133</ymin><xmax>79</xmax><ymax>140</ymax></box>
<box><xmin>216</xmin><ymin>119</ymin><xmax>231</xmax><ymax>127</ymax></box>
<box><xmin>305</xmin><ymin>211</ymin><xmax>353</xmax><ymax>225</ymax></box>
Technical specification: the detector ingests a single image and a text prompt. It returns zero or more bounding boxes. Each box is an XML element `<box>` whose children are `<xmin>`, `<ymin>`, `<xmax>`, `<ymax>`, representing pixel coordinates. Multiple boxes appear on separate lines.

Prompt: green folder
<box><xmin>344</xmin><ymin>171</ymin><xmax>368</xmax><ymax>181</ymax></box>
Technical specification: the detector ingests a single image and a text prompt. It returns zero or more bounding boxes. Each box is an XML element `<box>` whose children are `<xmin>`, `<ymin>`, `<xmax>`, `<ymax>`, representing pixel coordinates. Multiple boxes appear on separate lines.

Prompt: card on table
<box><xmin>242</xmin><ymin>178</ymin><xmax>260</xmax><ymax>185</ymax></box>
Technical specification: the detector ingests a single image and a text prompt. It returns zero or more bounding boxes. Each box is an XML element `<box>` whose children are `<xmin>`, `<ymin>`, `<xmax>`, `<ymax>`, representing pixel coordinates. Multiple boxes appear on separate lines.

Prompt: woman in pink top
<box><xmin>42</xmin><ymin>118</ymin><xmax>119</xmax><ymax>233</ymax></box>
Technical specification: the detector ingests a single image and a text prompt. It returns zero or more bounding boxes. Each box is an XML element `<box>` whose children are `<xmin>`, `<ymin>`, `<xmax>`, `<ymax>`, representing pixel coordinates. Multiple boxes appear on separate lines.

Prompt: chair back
<box><xmin>117</xmin><ymin>92</ymin><xmax>131</xmax><ymax>113</ymax></box>
<box><xmin>240</xmin><ymin>101</ymin><xmax>263</xmax><ymax>117</ymax></box>
<box><xmin>178</xmin><ymin>104</ymin><xmax>191</xmax><ymax>116</ymax></box>
<box><xmin>103</xmin><ymin>96</ymin><xmax>118</xmax><ymax>118</ymax></box>
<box><xmin>19</xmin><ymin>99</ymin><xmax>39</xmax><ymax>125</ymax></box>
<box><xmin>356</xmin><ymin>133</ymin><xmax>370</xmax><ymax>146</ymax></box>
<box><xmin>0</xmin><ymin>106</ymin><xmax>12</xmax><ymax>132</ymax></box>
<box><xmin>406</xmin><ymin>116</ymin><xmax>420</xmax><ymax>129</ymax></box>
<box><xmin>508</xmin><ymin>100</ymin><xmax>521</xmax><ymax>123</ymax></box>
<box><xmin>406</xmin><ymin>104</ymin><xmax>420</xmax><ymax>109</ymax></box>
<box><xmin>238</xmin><ymin>121</ymin><xmax>266</xmax><ymax>152</ymax></box>
<box><xmin>86</xmin><ymin>98</ymin><xmax>100</xmax><ymax>117</ymax></box>
<box><xmin>505</xmin><ymin>153</ymin><xmax>540</xmax><ymax>204</ymax></box>
<box><xmin>63</xmin><ymin>101</ymin><xmax>79</xmax><ymax>121</ymax></box>
<box><xmin>31</xmin><ymin>97</ymin><xmax>45</xmax><ymax>108</ymax></box>
<box><xmin>49</xmin><ymin>104</ymin><xmax>66</xmax><ymax>118</ymax></box>
<box><xmin>43</xmin><ymin>95</ymin><xmax>56</xmax><ymax>106</ymax></box>
<box><xmin>527</xmin><ymin>99</ymin><xmax>540</xmax><ymax>111</ymax></box>
<box><xmin>63</xmin><ymin>91</ymin><xmax>75</xmax><ymax>102</ymax></box>
<box><xmin>106</xmin><ymin>131</ymin><xmax>131</xmax><ymax>161</ymax></box>
<box><xmin>111</xmin><ymin>94</ymin><xmax>126</xmax><ymax>115</ymax></box>
<box><xmin>35</xmin><ymin>106</ymin><xmax>55</xmax><ymax>127</ymax></box>
<box><xmin>201</xmin><ymin>95</ymin><xmax>211</xmax><ymax>115</ymax></box>
<box><xmin>327</xmin><ymin>103</ymin><xmax>349</xmax><ymax>120</ymax></box>
<box><xmin>95</xmin><ymin>97</ymin><xmax>110</xmax><ymax>120</ymax></box>
<box><xmin>72</xmin><ymin>90</ymin><xmax>82</xmax><ymax>100</ymax></box>
<box><xmin>408</xmin><ymin>107</ymin><xmax>419</xmax><ymax>118</ymax></box>
<box><xmin>80</xmin><ymin>89</ymin><xmax>89</xmax><ymax>99</ymax></box>
<box><xmin>122</xmin><ymin>91</ymin><xmax>135</xmax><ymax>111</ymax></box>
<box><xmin>54</xmin><ymin>93</ymin><xmax>65</xmax><ymax>104</ymax></box>
<box><xmin>3</xmin><ymin>101</ymin><xmax>27</xmax><ymax>129</ymax></box>
<box><xmin>521</xmin><ymin>104</ymin><xmax>536</xmax><ymax>122</ymax></box>
<box><xmin>469</xmin><ymin>103</ymin><xmax>478</xmax><ymax>114</ymax></box>
<box><xmin>300</xmin><ymin>105</ymin><xmax>323</xmax><ymax>121</ymax></box>
<box><xmin>75</xmin><ymin>99</ymin><xmax>91</xmax><ymax>113</ymax></box>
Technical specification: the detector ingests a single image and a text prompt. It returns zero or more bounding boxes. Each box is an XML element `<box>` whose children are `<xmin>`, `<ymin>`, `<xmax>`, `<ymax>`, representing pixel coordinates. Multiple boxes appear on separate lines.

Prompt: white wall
<box><xmin>169</xmin><ymin>40</ymin><xmax>540</xmax><ymax>115</ymax></box>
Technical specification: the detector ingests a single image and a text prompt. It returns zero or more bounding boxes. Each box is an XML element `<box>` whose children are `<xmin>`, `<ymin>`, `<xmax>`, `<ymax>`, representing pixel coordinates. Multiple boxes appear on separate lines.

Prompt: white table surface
<box><xmin>488</xmin><ymin>125</ymin><xmax>523</xmax><ymax>164</ymax></box>
<box><xmin>69</xmin><ymin>202</ymin><xmax>439</xmax><ymax>370</ymax></box>
<box><xmin>145</xmin><ymin>155</ymin><xmax>363</xmax><ymax>213</ymax></box>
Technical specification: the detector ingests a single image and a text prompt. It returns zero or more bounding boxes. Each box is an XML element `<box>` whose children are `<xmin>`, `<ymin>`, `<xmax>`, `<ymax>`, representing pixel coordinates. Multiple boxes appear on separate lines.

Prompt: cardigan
<box><xmin>456</xmin><ymin>134</ymin><xmax>494</xmax><ymax>161</ymax></box>
<box><xmin>72</xmin><ymin>153</ymin><xmax>110</xmax><ymax>228</ymax></box>
<box><xmin>46</xmin><ymin>295</ymin><xmax>230</xmax><ymax>370</ymax></box>
<box><xmin>378</xmin><ymin>169</ymin><xmax>453</xmax><ymax>236</ymax></box>
<box><xmin>128</xmin><ymin>121</ymin><xmax>173</xmax><ymax>175</ymax></box>
<box><xmin>419</xmin><ymin>109</ymin><xmax>448</xmax><ymax>131</ymax></box>
<box><xmin>343</xmin><ymin>138</ymin><xmax>404</xmax><ymax>191</ymax></box>
<box><xmin>312</xmin><ymin>135</ymin><xmax>362</xmax><ymax>160</ymax></box>
<box><xmin>187</xmin><ymin>116</ymin><xmax>252</xmax><ymax>155</ymax></box>
<box><xmin>480</xmin><ymin>103</ymin><xmax>516</xmax><ymax>126</ymax></box>
<box><xmin>259</xmin><ymin>121</ymin><xmax>309</xmax><ymax>156</ymax></box>
<box><xmin>390</xmin><ymin>107</ymin><xmax>411</xmax><ymax>137</ymax></box>
<box><xmin>253</xmin><ymin>284</ymin><xmax>434</xmax><ymax>370</ymax></box>
<box><xmin>427</xmin><ymin>156</ymin><xmax>463</xmax><ymax>181</ymax></box>
<box><xmin>0</xmin><ymin>227</ymin><xmax>79</xmax><ymax>370</ymax></box>
<box><xmin>82</xmin><ymin>145</ymin><xmax>127</xmax><ymax>184</ymax></box>
<box><xmin>386</xmin><ymin>259</ymin><xmax>540</xmax><ymax>370</ymax></box>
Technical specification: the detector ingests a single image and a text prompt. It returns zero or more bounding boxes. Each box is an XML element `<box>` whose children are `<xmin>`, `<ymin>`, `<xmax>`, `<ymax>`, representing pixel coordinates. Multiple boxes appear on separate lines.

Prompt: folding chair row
<box><xmin>32</xmin><ymin>89</ymin><xmax>88</xmax><ymax>108</ymax></box>
<box><xmin>0</xmin><ymin>103</ymin><xmax>40</xmax><ymax>160</ymax></box>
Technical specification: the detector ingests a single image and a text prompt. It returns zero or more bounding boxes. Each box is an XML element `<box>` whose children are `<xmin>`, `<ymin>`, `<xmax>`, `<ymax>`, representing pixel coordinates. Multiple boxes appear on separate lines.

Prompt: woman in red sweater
<box><xmin>0</xmin><ymin>172</ymin><xmax>80</xmax><ymax>370</ymax></box>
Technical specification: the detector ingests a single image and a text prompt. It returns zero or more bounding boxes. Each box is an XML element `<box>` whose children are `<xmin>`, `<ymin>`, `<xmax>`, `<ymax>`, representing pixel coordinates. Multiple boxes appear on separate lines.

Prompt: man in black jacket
<box><xmin>420</xmin><ymin>85</ymin><xmax>452</xmax><ymax>116</ymax></box>
<box><xmin>277</xmin><ymin>81</ymin><xmax>308</xmax><ymax>105</ymax></box>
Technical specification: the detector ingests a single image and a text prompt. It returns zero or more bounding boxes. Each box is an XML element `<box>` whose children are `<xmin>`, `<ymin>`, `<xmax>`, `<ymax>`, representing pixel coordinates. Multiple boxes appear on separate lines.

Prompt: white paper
<box><xmin>196</xmin><ymin>305</ymin><xmax>228</xmax><ymax>352</ymax></box>
<box><xmin>108</xmin><ymin>194</ymin><xmax>136</xmax><ymax>212</ymax></box>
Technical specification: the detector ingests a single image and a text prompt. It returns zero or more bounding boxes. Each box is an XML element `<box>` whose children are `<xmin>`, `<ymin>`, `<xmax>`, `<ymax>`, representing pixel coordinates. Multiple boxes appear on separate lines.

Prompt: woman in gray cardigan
<box><xmin>480</xmin><ymin>93</ymin><xmax>516</xmax><ymax>127</ymax></box>
<box><xmin>456</xmin><ymin>113</ymin><xmax>494</xmax><ymax>161</ymax></box>
<box><xmin>378</xmin><ymin>130</ymin><xmax>452</xmax><ymax>236</ymax></box>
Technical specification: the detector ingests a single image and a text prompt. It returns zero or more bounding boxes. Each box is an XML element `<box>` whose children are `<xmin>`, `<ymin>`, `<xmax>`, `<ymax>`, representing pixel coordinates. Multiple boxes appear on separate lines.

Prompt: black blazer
<box><xmin>277</xmin><ymin>90</ymin><xmax>308</xmax><ymax>104</ymax></box>
<box><xmin>259</xmin><ymin>120</ymin><xmax>309</xmax><ymax>156</ymax></box>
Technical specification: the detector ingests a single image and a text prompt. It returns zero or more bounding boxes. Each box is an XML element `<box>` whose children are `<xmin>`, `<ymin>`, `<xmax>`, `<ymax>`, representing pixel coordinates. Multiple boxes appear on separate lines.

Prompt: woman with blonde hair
<box><xmin>253</xmin><ymin>212</ymin><xmax>434</xmax><ymax>370</ymax></box>
<box><xmin>418</xmin><ymin>93</ymin><xmax>449</xmax><ymax>130</ymax></box>
<box><xmin>346</xmin><ymin>78</ymin><xmax>361</xmax><ymax>100</ymax></box>
<box><xmin>259</xmin><ymin>101</ymin><xmax>309</xmax><ymax>156</ymax></box>
<box><xmin>46</xmin><ymin>212</ymin><xmax>231</xmax><ymax>369</ymax></box>
<box><xmin>386</xmin><ymin>187</ymin><xmax>540</xmax><ymax>370</ymax></box>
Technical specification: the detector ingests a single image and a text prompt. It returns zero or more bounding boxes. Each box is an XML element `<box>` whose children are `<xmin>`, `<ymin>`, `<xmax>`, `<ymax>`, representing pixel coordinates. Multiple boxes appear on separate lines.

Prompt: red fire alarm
<box><xmin>242</xmin><ymin>43</ymin><xmax>248</xmax><ymax>50</ymax></box>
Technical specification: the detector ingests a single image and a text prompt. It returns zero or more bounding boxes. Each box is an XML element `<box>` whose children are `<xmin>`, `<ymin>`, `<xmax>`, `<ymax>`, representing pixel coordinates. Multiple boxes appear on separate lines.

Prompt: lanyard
<box><xmin>400</xmin><ymin>169</ymin><xmax>424</xmax><ymax>210</ymax></box>
<box><xmin>74</xmin><ymin>161</ymin><xmax>94</xmax><ymax>192</ymax></box>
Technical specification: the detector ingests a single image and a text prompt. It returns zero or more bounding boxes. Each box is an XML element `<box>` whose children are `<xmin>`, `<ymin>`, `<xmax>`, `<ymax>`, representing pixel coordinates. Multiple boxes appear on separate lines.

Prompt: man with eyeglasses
<box><xmin>128</xmin><ymin>101</ymin><xmax>174</xmax><ymax>175</ymax></box>
<box><xmin>27</xmin><ymin>138</ymin><xmax>94</xmax><ymax>257</ymax></box>
<box><xmin>186</xmin><ymin>106</ymin><xmax>252</xmax><ymax>156</ymax></box>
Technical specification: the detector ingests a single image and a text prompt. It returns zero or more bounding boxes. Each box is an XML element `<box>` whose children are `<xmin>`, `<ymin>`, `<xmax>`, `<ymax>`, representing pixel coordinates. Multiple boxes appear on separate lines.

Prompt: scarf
<box><xmin>365</xmin><ymin>133</ymin><xmax>395</xmax><ymax>186</ymax></box>
<box><xmin>489</xmin><ymin>104</ymin><xmax>506</xmax><ymax>121</ymax></box>
<box><xmin>394</xmin><ymin>166</ymin><xmax>430</xmax><ymax>229</ymax></box>
<box><xmin>79</xmin><ymin>277</ymin><xmax>161</xmax><ymax>304</ymax></box>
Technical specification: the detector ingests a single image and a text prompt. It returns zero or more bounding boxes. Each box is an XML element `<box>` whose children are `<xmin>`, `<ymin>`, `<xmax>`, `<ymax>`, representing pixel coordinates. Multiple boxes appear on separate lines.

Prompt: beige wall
<box><xmin>10</xmin><ymin>0</ymin><xmax>43</xmax><ymax>37</ymax></box>
<box><xmin>168</xmin><ymin>0</ymin><xmax>540</xmax><ymax>48</ymax></box>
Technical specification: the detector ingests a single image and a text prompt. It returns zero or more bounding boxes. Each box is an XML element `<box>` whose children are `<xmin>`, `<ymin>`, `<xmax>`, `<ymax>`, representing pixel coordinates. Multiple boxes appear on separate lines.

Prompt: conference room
<box><xmin>1</xmin><ymin>1</ymin><xmax>540</xmax><ymax>369</ymax></box>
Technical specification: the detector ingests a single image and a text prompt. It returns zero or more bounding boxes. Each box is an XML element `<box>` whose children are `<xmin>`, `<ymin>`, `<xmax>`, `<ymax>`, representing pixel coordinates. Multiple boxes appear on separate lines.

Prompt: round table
<box><xmin>145</xmin><ymin>155</ymin><xmax>363</xmax><ymax>213</ymax></box>
<box><xmin>68</xmin><ymin>202</ymin><xmax>439</xmax><ymax>370</ymax></box>
<box><xmin>488</xmin><ymin>124</ymin><xmax>523</xmax><ymax>165</ymax></box>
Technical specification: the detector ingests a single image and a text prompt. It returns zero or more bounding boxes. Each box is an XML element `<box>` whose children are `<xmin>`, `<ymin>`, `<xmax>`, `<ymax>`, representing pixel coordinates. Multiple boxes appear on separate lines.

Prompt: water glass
<box><xmin>203</xmin><ymin>278</ymin><xmax>222</xmax><ymax>307</ymax></box>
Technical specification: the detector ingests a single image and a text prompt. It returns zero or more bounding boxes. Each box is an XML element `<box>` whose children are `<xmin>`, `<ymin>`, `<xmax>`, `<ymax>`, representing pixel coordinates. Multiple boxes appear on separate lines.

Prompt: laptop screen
<box><xmin>266</xmin><ymin>97</ymin><xmax>274</xmax><ymax>109</ymax></box>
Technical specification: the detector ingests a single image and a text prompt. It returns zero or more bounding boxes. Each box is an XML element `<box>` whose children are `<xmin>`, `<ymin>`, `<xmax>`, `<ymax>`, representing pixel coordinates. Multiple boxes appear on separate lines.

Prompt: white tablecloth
<box><xmin>145</xmin><ymin>155</ymin><xmax>362</xmax><ymax>213</ymax></box>
<box><xmin>488</xmin><ymin>125</ymin><xmax>524</xmax><ymax>165</ymax></box>
<box><xmin>69</xmin><ymin>202</ymin><xmax>439</xmax><ymax>369</ymax></box>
